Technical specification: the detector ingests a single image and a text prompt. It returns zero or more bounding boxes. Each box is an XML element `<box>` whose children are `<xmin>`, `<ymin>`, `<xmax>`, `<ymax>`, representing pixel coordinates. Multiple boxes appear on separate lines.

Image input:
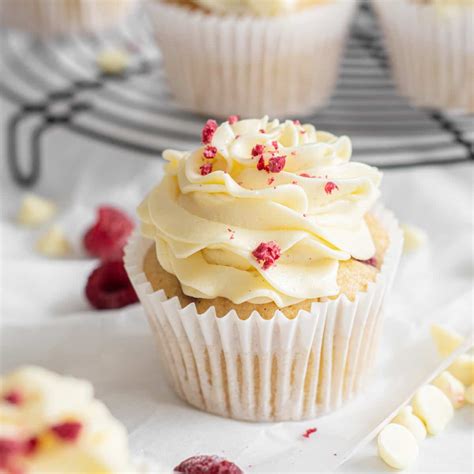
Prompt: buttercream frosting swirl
<box><xmin>139</xmin><ymin>117</ymin><xmax>382</xmax><ymax>307</ymax></box>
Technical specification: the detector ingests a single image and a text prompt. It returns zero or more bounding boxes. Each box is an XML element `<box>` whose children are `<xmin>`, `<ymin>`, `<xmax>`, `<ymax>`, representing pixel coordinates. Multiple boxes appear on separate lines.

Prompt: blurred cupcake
<box><xmin>148</xmin><ymin>0</ymin><xmax>357</xmax><ymax>117</ymax></box>
<box><xmin>0</xmin><ymin>366</ymin><xmax>135</xmax><ymax>473</ymax></box>
<box><xmin>124</xmin><ymin>116</ymin><xmax>403</xmax><ymax>421</ymax></box>
<box><xmin>373</xmin><ymin>0</ymin><xmax>474</xmax><ymax>112</ymax></box>
<box><xmin>0</xmin><ymin>0</ymin><xmax>138</xmax><ymax>37</ymax></box>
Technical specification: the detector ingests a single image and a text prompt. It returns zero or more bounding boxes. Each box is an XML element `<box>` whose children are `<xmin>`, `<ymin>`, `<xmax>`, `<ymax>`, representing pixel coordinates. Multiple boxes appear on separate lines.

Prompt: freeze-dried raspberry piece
<box><xmin>252</xmin><ymin>241</ymin><xmax>281</xmax><ymax>270</ymax></box>
<box><xmin>256</xmin><ymin>156</ymin><xmax>266</xmax><ymax>171</ymax></box>
<box><xmin>51</xmin><ymin>422</ymin><xmax>82</xmax><ymax>442</ymax></box>
<box><xmin>201</xmin><ymin>120</ymin><xmax>218</xmax><ymax>144</ymax></box>
<box><xmin>200</xmin><ymin>163</ymin><xmax>213</xmax><ymax>176</ymax></box>
<box><xmin>83</xmin><ymin>206</ymin><xmax>134</xmax><ymax>261</ymax></box>
<box><xmin>174</xmin><ymin>455</ymin><xmax>243</xmax><ymax>474</ymax></box>
<box><xmin>267</xmin><ymin>156</ymin><xmax>286</xmax><ymax>173</ymax></box>
<box><xmin>85</xmin><ymin>261</ymin><xmax>138</xmax><ymax>310</ymax></box>
<box><xmin>3</xmin><ymin>391</ymin><xmax>23</xmax><ymax>405</ymax></box>
<box><xmin>251</xmin><ymin>144</ymin><xmax>265</xmax><ymax>157</ymax></box>
<box><xmin>324</xmin><ymin>181</ymin><xmax>339</xmax><ymax>195</ymax></box>
<box><xmin>227</xmin><ymin>115</ymin><xmax>239</xmax><ymax>125</ymax></box>
<box><xmin>356</xmin><ymin>257</ymin><xmax>377</xmax><ymax>267</ymax></box>
<box><xmin>203</xmin><ymin>146</ymin><xmax>217</xmax><ymax>159</ymax></box>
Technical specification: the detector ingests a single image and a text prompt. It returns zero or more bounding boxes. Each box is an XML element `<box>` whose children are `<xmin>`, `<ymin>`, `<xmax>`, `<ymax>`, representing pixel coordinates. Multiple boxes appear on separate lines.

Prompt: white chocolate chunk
<box><xmin>35</xmin><ymin>225</ymin><xmax>71</xmax><ymax>257</ymax></box>
<box><xmin>401</xmin><ymin>224</ymin><xmax>427</xmax><ymax>253</ymax></box>
<box><xmin>431</xmin><ymin>324</ymin><xmax>464</xmax><ymax>357</ymax></box>
<box><xmin>377</xmin><ymin>423</ymin><xmax>418</xmax><ymax>470</ymax></box>
<box><xmin>17</xmin><ymin>194</ymin><xmax>56</xmax><ymax>226</ymax></box>
<box><xmin>465</xmin><ymin>384</ymin><xmax>474</xmax><ymax>404</ymax></box>
<box><xmin>97</xmin><ymin>48</ymin><xmax>129</xmax><ymax>75</ymax></box>
<box><xmin>412</xmin><ymin>385</ymin><xmax>453</xmax><ymax>435</ymax></box>
<box><xmin>448</xmin><ymin>354</ymin><xmax>474</xmax><ymax>386</ymax></box>
<box><xmin>432</xmin><ymin>371</ymin><xmax>465</xmax><ymax>408</ymax></box>
<box><xmin>392</xmin><ymin>405</ymin><xmax>427</xmax><ymax>442</ymax></box>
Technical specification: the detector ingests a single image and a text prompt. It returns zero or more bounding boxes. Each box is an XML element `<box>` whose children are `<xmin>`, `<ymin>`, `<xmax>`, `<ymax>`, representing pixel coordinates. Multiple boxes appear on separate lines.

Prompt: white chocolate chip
<box><xmin>432</xmin><ymin>371</ymin><xmax>465</xmax><ymax>409</ymax></box>
<box><xmin>448</xmin><ymin>354</ymin><xmax>474</xmax><ymax>387</ymax></box>
<box><xmin>465</xmin><ymin>384</ymin><xmax>474</xmax><ymax>404</ymax></box>
<box><xmin>391</xmin><ymin>405</ymin><xmax>427</xmax><ymax>442</ymax></box>
<box><xmin>401</xmin><ymin>224</ymin><xmax>427</xmax><ymax>253</ymax></box>
<box><xmin>412</xmin><ymin>385</ymin><xmax>453</xmax><ymax>435</ymax></box>
<box><xmin>35</xmin><ymin>225</ymin><xmax>71</xmax><ymax>257</ymax></box>
<box><xmin>377</xmin><ymin>423</ymin><xmax>419</xmax><ymax>470</ymax></box>
<box><xmin>431</xmin><ymin>324</ymin><xmax>464</xmax><ymax>357</ymax></box>
<box><xmin>17</xmin><ymin>194</ymin><xmax>56</xmax><ymax>227</ymax></box>
<box><xmin>97</xmin><ymin>48</ymin><xmax>129</xmax><ymax>75</ymax></box>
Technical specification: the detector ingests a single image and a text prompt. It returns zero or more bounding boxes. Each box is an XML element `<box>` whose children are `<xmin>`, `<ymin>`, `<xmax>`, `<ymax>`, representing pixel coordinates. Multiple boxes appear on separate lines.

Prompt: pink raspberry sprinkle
<box><xmin>299</xmin><ymin>173</ymin><xmax>315</xmax><ymax>178</ymax></box>
<box><xmin>227</xmin><ymin>115</ymin><xmax>239</xmax><ymax>125</ymax></box>
<box><xmin>200</xmin><ymin>163</ymin><xmax>213</xmax><ymax>176</ymax></box>
<box><xmin>267</xmin><ymin>177</ymin><xmax>275</xmax><ymax>185</ymax></box>
<box><xmin>324</xmin><ymin>181</ymin><xmax>339</xmax><ymax>195</ymax></box>
<box><xmin>50</xmin><ymin>422</ymin><xmax>82</xmax><ymax>442</ymax></box>
<box><xmin>303</xmin><ymin>427</ymin><xmax>318</xmax><ymax>438</ymax></box>
<box><xmin>257</xmin><ymin>156</ymin><xmax>266</xmax><ymax>171</ymax></box>
<box><xmin>252</xmin><ymin>241</ymin><xmax>281</xmax><ymax>270</ymax></box>
<box><xmin>175</xmin><ymin>455</ymin><xmax>243</xmax><ymax>474</ymax></box>
<box><xmin>3</xmin><ymin>391</ymin><xmax>23</xmax><ymax>405</ymax></box>
<box><xmin>272</xmin><ymin>140</ymin><xmax>279</xmax><ymax>150</ymax></box>
<box><xmin>267</xmin><ymin>155</ymin><xmax>286</xmax><ymax>173</ymax></box>
<box><xmin>203</xmin><ymin>145</ymin><xmax>217</xmax><ymax>159</ymax></box>
<box><xmin>357</xmin><ymin>257</ymin><xmax>377</xmax><ymax>267</ymax></box>
<box><xmin>259</xmin><ymin>128</ymin><xmax>266</xmax><ymax>134</ymax></box>
<box><xmin>251</xmin><ymin>144</ymin><xmax>265</xmax><ymax>157</ymax></box>
<box><xmin>293</xmin><ymin>119</ymin><xmax>301</xmax><ymax>125</ymax></box>
<box><xmin>201</xmin><ymin>119</ymin><xmax>218</xmax><ymax>144</ymax></box>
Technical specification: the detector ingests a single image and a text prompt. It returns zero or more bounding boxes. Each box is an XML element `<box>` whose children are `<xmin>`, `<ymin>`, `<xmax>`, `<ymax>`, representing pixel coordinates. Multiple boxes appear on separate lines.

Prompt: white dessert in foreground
<box><xmin>377</xmin><ymin>423</ymin><xmax>418</xmax><ymax>470</ymax></box>
<box><xmin>391</xmin><ymin>406</ymin><xmax>426</xmax><ymax>442</ymax></box>
<box><xmin>0</xmin><ymin>366</ymin><xmax>135</xmax><ymax>473</ymax></box>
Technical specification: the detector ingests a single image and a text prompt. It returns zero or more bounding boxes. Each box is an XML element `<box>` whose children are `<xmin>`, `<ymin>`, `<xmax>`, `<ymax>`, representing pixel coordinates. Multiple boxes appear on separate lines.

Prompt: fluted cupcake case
<box><xmin>0</xmin><ymin>0</ymin><xmax>137</xmax><ymax>36</ymax></box>
<box><xmin>373</xmin><ymin>0</ymin><xmax>474</xmax><ymax>112</ymax></box>
<box><xmin>147</xmin><ymin>0</ymin><xmax>357</xmax><ymax>118</ymax></box>
<box><xmin>124</xmin><ymin>206</ymin><xmax>403</xmax><ymax>422</ymax></box>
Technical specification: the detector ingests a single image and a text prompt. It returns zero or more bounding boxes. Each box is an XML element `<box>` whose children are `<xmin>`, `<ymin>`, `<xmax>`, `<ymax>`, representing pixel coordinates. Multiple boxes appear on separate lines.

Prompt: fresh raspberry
<box><xmin>267</xmin><ymin>156</ymin><xmax>286</xmax><ymax>173</ymax></box>
<box><xmin>203</xmin><ymin>146</ymin><xmax>217</xmax><ymax>159</ymax></box>
<box><xmin>252</xmin><ymin>241</ymin><xmax>281</xmax><ymax>270</ymax></box>
<box><xmin>200</xmin><ymin>163</ymin><xmax>213</xmax><ymax>176</ymax></box>
<box><xmin>85</xmin><ymin>261</ymin><xmax>138</xmax><ymax>310</ymax></box>
<box><xmin>201</xmin><ymin>120</ymin><xmax>218</xmax><ymax>144</ymax></box>
<box><xmin>3</xmin><ymin>391</ymin><xmax>22</xmax><ymax>405</ymax></box>
<box><xmin>227</xmin><ymin>115</ymin><xmax>239</xmax><ymax>125</ymax></box>
<box><xmin>174</xmin><ymin>455</ymin><xmax>243</xmax><ymax>474</ymax></box>
<box><xmin>324</xmin><ymin>181</ymin><xmax>339</xmax><ymax>195</ymax></box>
<box><xmin>251</xmin><ymin>144</ymin><xmax>265</xmax><ymax>157</ymax></box>
<box><xmin>51</xmin><ymin>422</ymin><xmax>82</xmax><ymax>442</ymax></box>
<box><xmin>83</xmin><ymin>206</ymin><xmax>134</xmax><ymax>261</ymax></box>
<box><xmin>357</xmin><ymin>257</ymin><xmax>377</xmax><ymax>267</ymax></box>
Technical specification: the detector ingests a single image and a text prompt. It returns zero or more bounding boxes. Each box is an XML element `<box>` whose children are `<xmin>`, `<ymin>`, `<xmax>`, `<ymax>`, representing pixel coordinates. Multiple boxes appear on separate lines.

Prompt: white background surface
<box><xmin>1</xmin><ymin>100</ymin><xmax>473</xmax><ymax>473</ymax></box>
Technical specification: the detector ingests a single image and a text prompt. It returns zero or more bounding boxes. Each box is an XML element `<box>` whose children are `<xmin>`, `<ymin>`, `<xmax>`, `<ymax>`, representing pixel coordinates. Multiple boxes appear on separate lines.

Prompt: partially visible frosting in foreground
<box><xmin>0</xmin><ymin>366</ymin><xmax>134</xmax><ymax>474</ymax></box>
<box><xmin>192</xmin><ymin>0</ymin><xmax>329</xmax><ymax>16</ymax></box>
<box><xmin>139</xmin><ymin>116</ymin><xmax>382</xmax><ymax>307</ymax></box>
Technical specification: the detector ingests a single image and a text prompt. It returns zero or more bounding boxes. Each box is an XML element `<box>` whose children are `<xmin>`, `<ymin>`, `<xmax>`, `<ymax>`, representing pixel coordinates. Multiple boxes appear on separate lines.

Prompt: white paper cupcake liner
<box><xmin>373</xmin><ymin>0</ymin><xmax>474</xmax><ymax>112</ymax></box>
<box><xmin>147</xmin><ymin>0</ymin><xmax>357</xmax><ymax>118</ymax></box>
<box><xmin>0</xmin><ymin>0</ymin><xmax>138</xmax><ymax>37</ymax></box>
<box><xmin>124</xmin><ymin>206</ymin><xmax>403</xmax><ymax>421</ymax></box>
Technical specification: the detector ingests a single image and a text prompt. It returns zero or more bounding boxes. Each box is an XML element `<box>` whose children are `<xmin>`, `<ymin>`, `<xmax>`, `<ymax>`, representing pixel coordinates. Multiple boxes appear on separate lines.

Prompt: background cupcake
<box><xmin>0</xmin><ymin>0</ymin><xmax>138</xmax><ymax>37</ymax></box>
<box><xmin>147</xmin><ymin>0</ymin><xmax>357</xmax><ymax>117</ymax></box>
<box><xmin>124</xmin><ymin>116</ymin><xmax>403</xmax><ymax>421</ymax></box>
<box><xmin>373</xmin><ymin>0</ymin><xmax>474</xmax><ymax>112</ymax></box>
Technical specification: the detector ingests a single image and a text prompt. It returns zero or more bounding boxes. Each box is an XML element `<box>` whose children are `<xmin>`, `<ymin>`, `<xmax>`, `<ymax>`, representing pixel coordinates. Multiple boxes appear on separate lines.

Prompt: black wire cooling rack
<box><xmin>1</xmin><ymin>1</ymin><xmax>473</xmax><ymax>186</ymax></box>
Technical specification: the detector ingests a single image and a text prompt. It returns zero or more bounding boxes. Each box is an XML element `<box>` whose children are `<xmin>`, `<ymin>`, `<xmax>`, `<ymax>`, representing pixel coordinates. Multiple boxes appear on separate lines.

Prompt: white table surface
<box><xmin>1</xmin><ymin>99</ymin><xmax>473</xmax><ymax>473</ymax></box>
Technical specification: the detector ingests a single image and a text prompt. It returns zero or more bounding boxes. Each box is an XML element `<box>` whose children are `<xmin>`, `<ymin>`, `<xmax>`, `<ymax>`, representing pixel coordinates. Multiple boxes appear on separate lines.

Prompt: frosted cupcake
<box><xmin>0</xmin><ymin>0</ymin><xmax>137</xmax><ymax>37</ymax></box>
<box><xmin>0</xmin><ymin>366</ymin><xmax>135</xmax><ymax>473</ymax></box>
<box><xmin>124</xmin><ymin>116</ymin><xmax>403</xmax><ymax>421</ymax></box>
<box><xmin>373</xmin><ymin>0</ymin><xmax>474</xmax><ymax>112</ymax></box>
<box><xmin>148</xmin><ymin>0</ymin><xmax>356</xmax><ymax>117</ymax></box>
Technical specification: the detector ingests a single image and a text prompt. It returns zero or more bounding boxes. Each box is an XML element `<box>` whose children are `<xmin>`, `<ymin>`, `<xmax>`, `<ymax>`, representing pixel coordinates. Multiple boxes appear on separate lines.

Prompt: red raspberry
<box><xmin>50</xmin><ymin>422</ymin><xmax>82</xmax><ymax>442</ymax></box>
<box><xmin>267</xmin><ymin>156</ymin><xmax>286</xmax><ymax>173</ymax></box>
<box><xmin>85</xmin><ymin>261</ymin><xmax>138</xmax><ymax>310</ymax></box>
<box><xmin>201</xmin><ymin>119</ymin><xmax>218</xmax><ymax>144</ymax></box>
<box><xmin>203</xmin><ymin>146</ymin><xmax>217</xmax><ymax>159</ymax></box>
<box><xmin>251</xmin><ymin>144</ymin><xmax>265</xmax><ymax>157</ymax></box>
<box><xmin>324</xmin><ymin>181</ymin><xmax>339</xmax><ymax>195</ymax></box>
<box><xmin>200</xmin><ymin>163</ymin><xmax>213</xmax><ymax>176</ymax></box>
<box><xmin>252</xmin><ymin>241</ymin><xmax>281</xmax><ymax>270</ymax></box>
<box><xmin>227</xmin><ymin>115</ymin><xmax>239</xmax><ymax>125</ymax></box>
<box><xmin>83</xmin><ymin>207</ymin><xmax>134</xmax><ymax>261</ymax></box>
<box><xmin>174</xmin><ymin>455</ymin><xmax>243</xmax><ymax>474</ymax></box>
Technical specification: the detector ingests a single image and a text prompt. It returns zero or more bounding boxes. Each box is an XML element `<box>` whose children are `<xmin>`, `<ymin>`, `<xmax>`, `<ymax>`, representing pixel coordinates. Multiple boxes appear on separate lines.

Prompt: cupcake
<box><xmin>0</xmin><ymin>0</ymin><xmax>137</xmax><ymax>37</ymax></box>
<box><xmin>147</xmin><ymin>0</ymin><xmax>357</xmax><ymax>117</ymax></box>
<box><xmin>0</xmin><ymin>366</ymin><xmax>135</xmax><ymax>473</ymax></box>
<box><xmin>373</xmin><ymin>0</ymin><xmax>474</xmax><ymax>112</ymax></box>
<box><xmin>124</xmin><ymin>116</ymin><xmax>403</xmax><ymax>421</ymax></box>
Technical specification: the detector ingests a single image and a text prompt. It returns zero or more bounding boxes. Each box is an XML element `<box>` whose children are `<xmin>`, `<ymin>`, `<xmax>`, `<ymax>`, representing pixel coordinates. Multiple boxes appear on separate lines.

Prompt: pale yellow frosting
<box><xmin>192</xmin><ymin>0</ymin><xmax>329</xmax><ymax>16</ymax></box>
<box><xmin>0</xmin><ymin>366</ymin><xmax>134</xmax><ymax>473</ymax></box>
<box><xmin>139</xmin><ymin>117</ymin><xmax>382</xmax><ymax>308</ymax></box>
